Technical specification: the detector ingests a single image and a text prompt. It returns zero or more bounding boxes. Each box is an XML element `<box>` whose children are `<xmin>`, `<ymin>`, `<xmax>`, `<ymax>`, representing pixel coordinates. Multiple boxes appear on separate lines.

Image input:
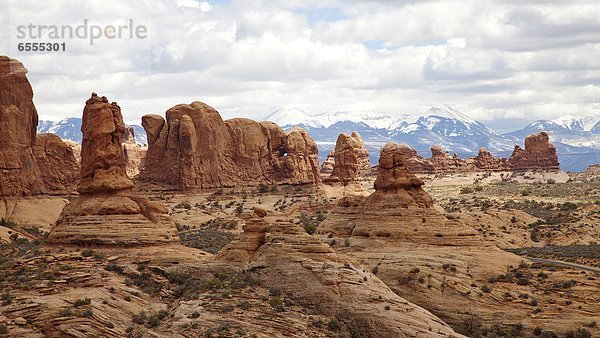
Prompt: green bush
<box><xmin>73</xmin><ymin>298</ymin><xmax>91</xmax><ymax>307</ymax></box>
<box><xmin>460</xmin><ymin>187</ymin><xmax>474</xmax><ymax>194</ymax></box>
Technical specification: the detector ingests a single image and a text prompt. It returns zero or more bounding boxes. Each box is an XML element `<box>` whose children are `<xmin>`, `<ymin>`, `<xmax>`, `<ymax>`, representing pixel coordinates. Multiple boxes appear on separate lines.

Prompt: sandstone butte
<box><xmin>315</xmin><ymin>142</ymin><xmax>596</xmax><ymax>331</ymax></box>
<box><xmin>138</xmin><ymin>102</ymin><xmax>321</xmax><ymax>191</ymax></box>
<box><xmin>322</xmin><ymin>131</ymin><xmax>371</xmax><ymax>184</ymax></box>
<box><xmin>0</xmin><ymin>55</ymin><xmax>79</xmax><ymax>197</ymax></box>
<box><xmin>393</xmin><ymin>131</ymin><xmax>559</xmax><ymax>174</ymax></box>
<box><xmin>215</xmin><ymin>208</ymin><xmax>463</xmax><ymax>337</ymax></box>
<box><xmin>46</xmin><ymin>93</ymin><xmax>179</xmax><ymax>245</ymax></box>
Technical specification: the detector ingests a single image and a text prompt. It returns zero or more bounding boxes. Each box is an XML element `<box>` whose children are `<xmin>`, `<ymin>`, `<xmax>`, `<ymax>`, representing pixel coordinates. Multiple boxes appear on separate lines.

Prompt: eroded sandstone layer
<box><xmin>123</xmin><ymin>126</ymin><xmax>147</xmax><ymax>178</ymax></box>
<box><xmin>139</xmin><ymin>102</ymin><xmax>321</xmax><ymax>191</ymax></box>
<box><xmin>47</xmin><ymin>93</ymin><xmax>178</xmax><ymax>245</ymax></box>
<box><xmin>396</xmin><ymin>132</ymin><xmax>558</xmax><ymax>174</ymax></box>
<box><xmin>323</xmin><ymin>131</ymin><xmax>371</xmax><ymax>184</ymax></box>
<box><xmin>0</xmin><ymin>56</ymin><xmax>46</xmax><ymax>197</ymax></box>
<box><xmin>217</xmin><ymin>208</ymin><xmax>462</xmax><ymax>337</ymax></box>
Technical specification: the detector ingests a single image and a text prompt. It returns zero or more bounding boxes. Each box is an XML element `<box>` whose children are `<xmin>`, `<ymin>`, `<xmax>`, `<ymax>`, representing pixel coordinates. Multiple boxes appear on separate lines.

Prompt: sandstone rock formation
<box><xmin>393</xmin><ymin>133</ymin><xmax>558</xmax><ymax>174</ymax></box>
<box><xmin>320</xmin><ymin>152</ymin><xmax>335</xmax><ymax>176</ymax></box>
<box><xmin>586</xmin><ymin>164</ymin><xmax>600</xmax><ymax>175</ymax></box>
<box><xmin>33</xmin><ymin>133</ymin><xmax>80</xmax><ymax>195</ymax></box>
<box><xmin>508</xmin><ymin>131</ymin><xmax>560</xmax><ymax>170</ymax></box>
<box><xmin>474</xmin><ymin>147</ymin><xmax>509</xmax><ymax>170</ymax></box>
<box><xmin>139</xmin><ymin>102</ymin><xmax>321</xmax><ymax>191</ymax></box>
<box><xmin>0</xmin><ymin>56</ymin><xmax>45</xmax><ymax>197</ymax></box>
<box><xmin>122</xmin><ymin>126</ymin><xmax>146</xmax><ymax>178</ymax></box>
<box><xmin>217</xmin><ymin>209</ymin><xmax>462</xmax><ymax>337</ymax></box>
<box><xmin>47</xmin><ymin>93</ymin><xmax>178</xmax><ymax>245</ymax></box>
<box><xmin>324</xmin><ymin>132</ymin><xmax>371</xmax><ymax>184</ymax></box>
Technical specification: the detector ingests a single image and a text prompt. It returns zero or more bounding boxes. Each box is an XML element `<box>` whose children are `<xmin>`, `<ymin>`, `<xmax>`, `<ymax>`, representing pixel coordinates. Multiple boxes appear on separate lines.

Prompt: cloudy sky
<box><xmin>2</xmin><ymin>0</ymin><xmax>599</xmax><ymax>131</ymax></box>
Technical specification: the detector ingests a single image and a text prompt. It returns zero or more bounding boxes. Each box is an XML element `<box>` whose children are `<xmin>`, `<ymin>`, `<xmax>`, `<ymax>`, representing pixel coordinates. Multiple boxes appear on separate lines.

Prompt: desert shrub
<box><xmin>132</xmin><ymin>311</ymin><xmax>147</xmax><ymax>325</ymax></box>
<box><xmin>269</xmin><ymin>286</ymin><xmax>282</xmax><ymax>296</ymax></box>
<box><xmin>238</xmin><ymin>300</ymin><xmax>250</xmax><ymax>310</ymax></box>
<box><xmin>73</xmin><ymin>298</ymin><xmax>91</xmax><ymax>307</ymax></box>
<box><xmin>0</xmin><ymin>218</ymin><xmax>17</xmax><ymax>228</ymax></box>
<box><xmin>547</xmin><ymin>178</ymin><xmax>556</xmax><ymax>184</ymax></box>
<box><xmin>257</xmin><ymin>184</ymin><xmax>269</xmax><ymax>193</ymax></box>
<box><xmin>0</xmin><ymin>324</ymin><xmax>7</xmax><ymax>334</ymax></box>
<box><xmin>480</xmin><ymin>284</ymin><xmax>492</xmax><ymax>293</ymax></box>
<box><xmin>553</xmin><ymin>280</ymin><xmax>576</xmax><ymax>288</ymax></box>
<box><xmin>560</xmin><ymin>202</ymin><xmax>578</xmax><ymax>211</ymax></box>
<box><xmin>58</xmin><ymin>308</ymin><xmax>74</xmax><ymax>317</ymax></box>
<box><xmin>1</xmin><ymin>290</ymin><xmax>13</xmax><ymax>305</ymax></box>
<box><xmin>521</xmin><ymin>190</ymin><xmax>530</xmax><ymax>196</ymax></box>
<box><xmin>220</xmin><ymin>304</ymin><xmax>234</xmax><ymax>313</ymax></box>
<box><xmin>564</xmin><ymin>328</ymin><xmax>592</xmax><ymax>338</ymax></box>
<box><xmin>460</xmin><ymin>187</ymin><xmax>473</xmax><ymax>194</ymax></box>
<box><xmin>80</xmin><ymin>309</ymin><xmax>94</xmax><ymax>318</ymax></box>
<box><xmin>327</xmin><ymin>319</ymin><xmax>341</xmax><ymax>332</ymax></box>
<box><xmin>104</xmin><ymin>263</ymin><xmax>125</xmax><ymax>274</ymax></box>
<box><xmin>453</xmin><ymin>314</ymin><xmax>483</xmax><ymax>337</ymax></box>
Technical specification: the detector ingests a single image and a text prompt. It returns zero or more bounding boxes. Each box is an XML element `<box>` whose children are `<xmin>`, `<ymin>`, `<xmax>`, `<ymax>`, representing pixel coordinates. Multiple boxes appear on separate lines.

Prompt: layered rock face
<box><xmin>47</xmin><ymin>93</ymin><xmax>178</xmax><ymax>245</ymax></box>
<box><xmin>509</xmin><ymin>131</ymin><xmax>560</xmax><ymax>170</ymax></box>
<box><xmin>33</xmin><ymin>133</ymin><xmax>80</xmax><ymax>195</ymax></box>
<box><xmin>0</xmin><ymin>56</ymin><xmax>46</xmax><ymax>197</ymax></box>
<box><xmin>217</xmin><ymin>209</ymin><xmax>462</xmax><ymax>337</ymax></box>
<box><xmin>139</xmin><ymin>102</ymin><xmax>321</xmax><ymax>191</ymax></box>
<box><xmin>324</xmin><ymin>132</ymin><xmax>371</xmax><ymax>184</ymax></box>
<box><xmin>586</xmin><ymin>164</ymin><xmax>600</xmax><ymax>175</ymax></box>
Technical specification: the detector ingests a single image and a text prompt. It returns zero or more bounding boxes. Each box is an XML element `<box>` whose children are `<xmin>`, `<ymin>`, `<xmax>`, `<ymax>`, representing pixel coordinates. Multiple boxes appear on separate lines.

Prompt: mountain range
<box><xmin>263</xmin><ymin>107</ymin><xmax>600</xmax><ymax>172</ymax></box>
<box><xmin>38</xmin><ymin>108</ymin><xmax>599</xmax><ymax>172</ymax></box>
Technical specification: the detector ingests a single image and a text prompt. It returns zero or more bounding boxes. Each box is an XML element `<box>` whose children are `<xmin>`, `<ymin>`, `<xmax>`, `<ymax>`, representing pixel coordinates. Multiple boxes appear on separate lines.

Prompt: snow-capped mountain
<box><xmin>552</xmin><ymin>114</ymin><xmax>599</xmax><ymax>132</ymax></box>
<box><xmin>37</xmin><ymin>118</ymin><xmax>147</xmax><ymax>145</ymax></box>
<box><xmin>264</xmin><ymin>106</ymin><xmax>518</xmax><ymax>163</ymax></box>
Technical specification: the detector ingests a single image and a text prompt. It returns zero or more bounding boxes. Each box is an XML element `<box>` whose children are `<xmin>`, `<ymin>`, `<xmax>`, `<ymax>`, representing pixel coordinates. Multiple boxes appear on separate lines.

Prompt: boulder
<box><xmin>139</xmin><ymin>102</ymin><xmax>321</xmax><ymax>191</ymax></box>
<box><xmin>47</xmin><ymin>93</ymin><xmax>178</xmax><ymax>245</ymax></box>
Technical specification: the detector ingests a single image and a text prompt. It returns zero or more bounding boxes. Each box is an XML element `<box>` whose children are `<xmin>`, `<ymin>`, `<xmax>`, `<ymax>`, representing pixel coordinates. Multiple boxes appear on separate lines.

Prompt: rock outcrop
<box><xmin>324</xmin><ymin>132</ymin><xmax>371</xmax><ymax>184</ymax></box>
<box><xmin>508</xmin><ymin>131</ymin><xmax>560</xmax><ymax>170</ymax></box>
<box><xmin>122</xmin><ymin>126</ymin><xmax>146</xmax><ymax>178</ymax></box>
<box><xmin>393</xmin><ymin>133</ymin><xmax>559</xmax><ymax>174</ymax></box>
<box><xmin>217</xmin><ymin>209</ymin><xmax>462</xmax><ymax>337</ymax></box>
<box><xmin>139</xmin><ymin>102</ymin><xmax>321</xmax><ymax>191</ymax></box>
<box><xmin>320</xmin><ymin>152</ymin><xmax>335</xmax><ymax>176</ymax></box>
<box><xmin>586</xmin><ymin>164</ymin><xmax>600</xmax><ymax>175</ymax></box>
<box><xmin>0</xmin><ymin>56</ymin><xmax>46</xmax><ymax>197</ymax></box>
<box><xmin>33</xmin><ymin>133</ymin><xmax>80</xmax><ymax>195</ymax></box>
<box><xmin>47</xmin><ymin>93</ymin><xmax>178</xmax><ymax>245</ymax></box>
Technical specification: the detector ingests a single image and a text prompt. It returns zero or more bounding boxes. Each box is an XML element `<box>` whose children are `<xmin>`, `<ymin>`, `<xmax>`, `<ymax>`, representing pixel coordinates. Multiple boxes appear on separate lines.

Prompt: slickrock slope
<box><xmin>324</xmin><ymin>132</ymin><xmax>371</xmax><ymax>184</ymax></box>
<box><xmin>395</xmin><ymin>132</ymin><xmax>558</xmax><ymax>174</ymax></box>
<box><xmin>509</xmin><ymin>132</ymin><xmax>560</xmax><ymax>170</ymax></box>
<box><xmin>139</xmin><ymin>102</ymin><xmax>321</xmax><ymax>191</ymax></box>
<box><xmin>0</xmin><ymin>56</ymin><xmax>45</xmax><ymax>197</ymax></box>
<box><xmin>316</xmin><ymin>142</ymin><xmax>598</xmax><ymax>333</ymax></box>
<box><xmin>33</xmin><ymin>133</ymin><xmax>80</xmax><ymax>195</ymax></box>
<box><xmin>216</xmin><ymin>209</ymin><xmax>462</xmax><ymax>337</ymax></box>
<box><xmin>47</xmin><ymin>93</ymin><xmax>178</xmax><ymax>245</ymax></box>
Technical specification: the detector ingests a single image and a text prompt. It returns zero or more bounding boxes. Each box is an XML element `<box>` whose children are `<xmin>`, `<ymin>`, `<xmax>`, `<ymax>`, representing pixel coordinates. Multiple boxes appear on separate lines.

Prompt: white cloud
<box><xmin>0</xmin><ymin>0</ymin><xmax>598</xmax><ymax>131</ymax></box>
